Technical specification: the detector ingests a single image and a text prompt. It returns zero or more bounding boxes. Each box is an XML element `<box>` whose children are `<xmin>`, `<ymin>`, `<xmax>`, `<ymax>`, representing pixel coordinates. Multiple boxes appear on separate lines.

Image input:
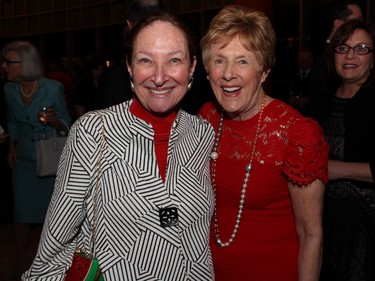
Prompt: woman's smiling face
<box><xmin>127</xmin><ymin>20</ymin><xmax>196</xmax><ymax>116</ymax></box>
<box><xmin>334</xmin><ymin>28</ymin><xmax>373</xmax><ymax>85</ymax></box>
<box><xmin>207</xmin><ymin>35</ymin><xmax>268</xmax><ymax>120</ymax></box>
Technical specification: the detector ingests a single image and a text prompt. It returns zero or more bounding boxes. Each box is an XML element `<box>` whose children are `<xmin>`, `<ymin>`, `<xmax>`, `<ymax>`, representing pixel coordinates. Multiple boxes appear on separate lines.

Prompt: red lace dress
<box><xmin>200</xmin><ymin>99</ymin><xmax>328</xmax><ymax>281</ymax></box>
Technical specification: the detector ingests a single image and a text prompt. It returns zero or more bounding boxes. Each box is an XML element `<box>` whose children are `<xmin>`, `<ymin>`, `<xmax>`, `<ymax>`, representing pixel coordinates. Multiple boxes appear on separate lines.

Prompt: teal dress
<box><xmin>5</xmin><ymin>77</ymin><xmax>71</xmax><ymax>223</ymax></box>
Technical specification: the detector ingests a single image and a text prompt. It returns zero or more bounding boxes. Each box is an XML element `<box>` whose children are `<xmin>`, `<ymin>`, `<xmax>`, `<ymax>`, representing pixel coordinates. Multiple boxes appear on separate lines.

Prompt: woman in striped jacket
<box><xmin>23</xmin><ymin>12</ymin><xmax>215</xmax><ymax>281</ymax></box>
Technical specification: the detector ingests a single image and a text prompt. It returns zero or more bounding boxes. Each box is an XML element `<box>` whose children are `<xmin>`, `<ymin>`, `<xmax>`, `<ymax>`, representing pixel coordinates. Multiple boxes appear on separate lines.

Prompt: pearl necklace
<box><xmin>19</xmin><ymin>80</ymin><xmax>37</xmax><ymax>98</ymax></box>
<box><xmin>210</xmin><ymin>94</ymin><xmax>267</xmax><ymax>247</ymax></box>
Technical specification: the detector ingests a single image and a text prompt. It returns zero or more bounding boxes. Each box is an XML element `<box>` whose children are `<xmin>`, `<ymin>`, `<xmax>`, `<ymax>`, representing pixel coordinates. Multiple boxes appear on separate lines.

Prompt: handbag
<box><xmin>65</xmin><ymin>248</ymin><xmax>103</xmax><ymax>281</ymax></box>
<box><xmin>66</xmin><ymin>113</ymin><xmax>105</xmax><ymax>281</ymax></box>
<box><xmin>36</xmin><ymin>129</ymin><xmax>67</xmax><ymax>177</ymax></box>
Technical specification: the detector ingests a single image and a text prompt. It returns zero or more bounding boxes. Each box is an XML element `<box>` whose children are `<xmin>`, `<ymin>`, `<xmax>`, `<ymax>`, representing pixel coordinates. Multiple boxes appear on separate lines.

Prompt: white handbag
<box><xmin>36</xmin><ymin>129</ymin><xmax>67</xmax><ymax>177</ymax></box>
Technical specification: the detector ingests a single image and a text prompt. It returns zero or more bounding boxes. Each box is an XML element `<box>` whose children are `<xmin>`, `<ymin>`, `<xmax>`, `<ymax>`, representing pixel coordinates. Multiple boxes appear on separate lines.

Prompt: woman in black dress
<box><xmin>319</xmin><ymin>19</ymin><xmax>375</xmax><ymax>281</ymax></box>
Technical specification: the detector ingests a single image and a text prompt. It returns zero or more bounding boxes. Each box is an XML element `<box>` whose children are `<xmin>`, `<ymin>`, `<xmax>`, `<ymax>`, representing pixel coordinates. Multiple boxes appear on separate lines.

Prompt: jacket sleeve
<box><xmin>22</xmin><ymin>117</ymin><xmax>100</xmax><ymax>280</ymax></box>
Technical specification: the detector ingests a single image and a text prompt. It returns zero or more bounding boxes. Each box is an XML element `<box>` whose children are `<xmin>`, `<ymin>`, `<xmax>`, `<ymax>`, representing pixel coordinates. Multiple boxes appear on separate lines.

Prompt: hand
<box><xmin>0</xmin><ymin>132</ymin><xmax>9</xmax><ymax>143</ymax></box>
<box><xmin>38</xmin><ymin>107</ymin><xmax>58</xmax><ymax>126</ymax></box>
<box><xmin>288</xmin><ymin>96</ymin><xmax>309</xmax><ymax>108</ymax></box>
<box><xmin>7</xmin><ymin>142</ymin><xmax>17</xmax><ymax>169</ymax></box>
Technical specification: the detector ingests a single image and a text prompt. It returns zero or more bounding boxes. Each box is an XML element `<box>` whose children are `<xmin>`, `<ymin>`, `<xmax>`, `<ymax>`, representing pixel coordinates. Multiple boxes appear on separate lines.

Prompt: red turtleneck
<box><xmin>130</xmin><ymin>98</ymin><xmax>177</xmax><ymax>183</ymax></box>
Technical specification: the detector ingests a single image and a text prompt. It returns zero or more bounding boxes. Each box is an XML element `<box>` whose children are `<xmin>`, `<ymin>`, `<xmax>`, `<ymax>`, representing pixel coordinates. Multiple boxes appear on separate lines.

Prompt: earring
<box><xmin>187</xmin><ymin>77</ymin><xmax>194</xmax><ymax>91</ymax></box>
<box><xmin>129</xmin><ymin>76</ymin><xmax>135</xmax><ymax>92</ymax></box>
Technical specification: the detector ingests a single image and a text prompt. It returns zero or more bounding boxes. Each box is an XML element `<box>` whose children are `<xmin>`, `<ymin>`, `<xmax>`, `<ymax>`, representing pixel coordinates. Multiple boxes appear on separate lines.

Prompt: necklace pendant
<box><xmin>210</xmin><ymin>151</ymin><xmax>218</xmax><ymax>160</ymax></box>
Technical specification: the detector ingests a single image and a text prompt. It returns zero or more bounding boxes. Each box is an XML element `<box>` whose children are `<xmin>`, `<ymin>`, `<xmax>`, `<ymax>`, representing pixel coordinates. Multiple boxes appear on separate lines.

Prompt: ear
<box><xmin>189</xmin><ymin>56</ymin><xmax>197</xmax><ymax>78</ymax></box>
<box><xmin>126</xmin><ymin>19</ymin><xmax>133</xmax><ymax>29</ymax></box>
<box><xmin>261</xmin><ymin>69</ymin><xmax>271</xmax><ymax>83</ymax></box>
<box><xmin>126</xmin><ymin>57</ymin><xmax>132</xmax><ymax>77</ymax></box>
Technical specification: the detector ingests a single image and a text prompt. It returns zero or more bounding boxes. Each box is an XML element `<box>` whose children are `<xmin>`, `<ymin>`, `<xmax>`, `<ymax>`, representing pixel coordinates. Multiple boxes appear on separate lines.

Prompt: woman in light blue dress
<box><xmin>1</xmin><ymin>41</ymin><xmax>71</xmax><ymax>279</ymax></box>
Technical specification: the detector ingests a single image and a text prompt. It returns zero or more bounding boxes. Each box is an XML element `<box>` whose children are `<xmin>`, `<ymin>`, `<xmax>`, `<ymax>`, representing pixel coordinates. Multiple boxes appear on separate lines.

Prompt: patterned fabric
<box><xmin>200</xmin><ymin>99</ymin><xmax>328</xmax><ymax>281</ymax></box>
<box><xmin>321</xmin><ymin>96</ymin><xmax>348</xmax><ymax>161</ymax></box>
<box><xmin>320</xmin><ymin>96</ymin><xmax>375</xmax><ymax>281</ymax></box>
<box><xmin>23</xmin><ymin>100</ymin><xmax>215</xmax><ymax>280</ymax></box>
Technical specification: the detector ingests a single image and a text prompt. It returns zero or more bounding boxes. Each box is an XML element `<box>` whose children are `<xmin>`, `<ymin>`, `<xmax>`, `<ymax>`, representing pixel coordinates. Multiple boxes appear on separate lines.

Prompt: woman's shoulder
<box><xmin>354</xmin><ymin>81</ymin><xmax>375</xmax><ymax>106</ymax></box>
<box><xmin>267</xmin><ymin>98</ymin><xmax>300</xmax><ymax>118</ymax></box>
<box><xmin>74</xmin><ymin>105</ymin><xmax>131</xmax><ymax>134</ymax></box>
<box><xmin>267</xmin><ymin>99</ymin><xmax>318</xmax><ymax>127</ymax></box>
<box><xmin>3</xmin><ymin>82</ymin><xmax>20</xmax><ymax>103</ymax></box>
<box><xmin>40</xmin><ymin>76</ymin><xmax>63</xmax><ymax>89</ymax></box>
<box><xmin>275</xmin><ymin>99</ymin><xmax>329</xmax><ymax>185</ymax></box>
<box><xmin>265</xmin><ymin>99</ymin><xmax>325</xmax><ymax>149</ymax></box>
<box><xmin>69</xmin><ymin>109</ymin><xmax>108</xmax><ymax>143</ymax></box>
<box><xmin>198</xmin><ymin>101</ymin><xmax>221</xmax><ymax>122</ymax></box>
<box><xmin>4</xmin><ymin>81</ymin><xmax>18</xmax><ymax>92</ymax></box>
<box><xmin>180</xmin><ymin>109</ymin><xmax>214</xmax><ymax>131</ymax></box>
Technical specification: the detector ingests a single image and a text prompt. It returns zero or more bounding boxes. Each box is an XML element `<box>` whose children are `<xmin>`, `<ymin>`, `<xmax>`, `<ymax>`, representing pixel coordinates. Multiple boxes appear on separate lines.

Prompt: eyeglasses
<box><xmin>2</xmin><ymin>59</ymin><xmax>22</xmax><ymax>66</ymax></box>
<box><xmin>334</xmin><ymin>44</ymin><xmax>374</xmax><ymax>55</ymax></box>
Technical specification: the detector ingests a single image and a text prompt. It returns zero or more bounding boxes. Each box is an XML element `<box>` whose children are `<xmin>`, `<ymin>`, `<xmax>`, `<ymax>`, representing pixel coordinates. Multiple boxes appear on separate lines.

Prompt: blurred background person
<box><xmin>1</xmin><ymin>41</ymin><xmax>71</xmax><ymax>280</ymax></box>
<box><xmin>0</xmin><ymin>65</ymin><xmax>12</xmax><ymax>224</ymax></box>
<box><xmin>285</xmin><ymin>48</ymin><xmax>314</xmax><ymax>116</ymax></box>
<box><xmin>0</xmin><ymin>66</ymin><xmax>9</xmax><ymax>143</ymax></box>
<box><xmin>23</xmin><ymin>12</ymin><xmax>215</xmax><ymax>280</ymax></box>
<box><xmin>319</xmin><ymin>19</ymin><xmax>375</xmax><ymax>281</ymax></box>
<box><xmin>45</xmin><ymin>55</ymin><xmax>74</xmax><ymax>118</ymax></box>
<box><xmin>308</xmin><ymin>0</ymin><xmax>363</xmax><ymax>122</ymax></box>
<box><xmin>73</xmin><ymin>55</ymin><xmax>105</xmax><ymax>119</ymax></box>
<box><xmin>199</xmin><ymin>5</ymin><xmax>328</xmax><ymax>281</ymax></box>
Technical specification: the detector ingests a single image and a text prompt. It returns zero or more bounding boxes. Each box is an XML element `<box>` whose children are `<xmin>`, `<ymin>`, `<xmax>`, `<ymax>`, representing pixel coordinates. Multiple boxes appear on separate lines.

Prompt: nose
<box><xmin>223</xmin><ymin>62</ymin><xmax>235</xmax><ymax>81</ymax></box>
<box><xmin>345</xmin><ymin>48</ymin><xmax>356</xmax><ymax>58</ymax></box>
<box><xmin>153</xmin><ymin>63</ymin><xmax>169</xmax><ymax>86</ymax></box>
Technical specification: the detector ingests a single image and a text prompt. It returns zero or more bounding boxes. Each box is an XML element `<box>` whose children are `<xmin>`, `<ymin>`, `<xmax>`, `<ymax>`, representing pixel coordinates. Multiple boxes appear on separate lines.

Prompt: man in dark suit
<box><xmin>286</xmin><ymin>48</ymin><xmax>314</xmax><ymax>116</ymax></box>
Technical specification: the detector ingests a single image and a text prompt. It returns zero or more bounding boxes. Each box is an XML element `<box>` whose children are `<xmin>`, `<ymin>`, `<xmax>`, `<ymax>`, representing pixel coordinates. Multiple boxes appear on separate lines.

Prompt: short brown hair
<box><xmin>125</xmin><ymin>12</ymin><xmax>197</xmax><ymax>66</ymax></box>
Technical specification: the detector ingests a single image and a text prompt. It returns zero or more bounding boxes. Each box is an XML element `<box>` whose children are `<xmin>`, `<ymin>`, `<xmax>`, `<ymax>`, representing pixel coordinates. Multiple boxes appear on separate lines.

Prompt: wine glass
<box><xmin>38</xmin><ymin>107</ymin><xmax>48</xmax><ymax>138</ymax></box>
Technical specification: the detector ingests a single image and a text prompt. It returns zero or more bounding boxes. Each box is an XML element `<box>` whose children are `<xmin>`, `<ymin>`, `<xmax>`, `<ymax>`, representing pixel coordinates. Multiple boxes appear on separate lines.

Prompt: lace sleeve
<box><xmin>282</xmin><ymin>118</ymin><xmax>329</xmax><ymax>186</ymax></box>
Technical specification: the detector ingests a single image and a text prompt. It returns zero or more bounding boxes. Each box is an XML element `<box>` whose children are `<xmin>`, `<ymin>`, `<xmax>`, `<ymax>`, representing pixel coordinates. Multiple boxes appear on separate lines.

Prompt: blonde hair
<box><xmin>200</xmin><ymin>5</ymin><xmax>275</xmax><ymax>72</ymax></box>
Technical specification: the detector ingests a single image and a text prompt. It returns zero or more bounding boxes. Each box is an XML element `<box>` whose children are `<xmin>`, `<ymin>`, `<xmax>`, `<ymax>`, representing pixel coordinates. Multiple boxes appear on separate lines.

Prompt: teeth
<box><xmin>151</xmin><ymin>89</ymin><xmax>171</xmax><ymax>95</ymax></box>
<box><xmin>343</xmin><ymin>64</ymin><xmax>356</xmax><ymax>69</ymax></box>
<box><xmin>223</xmin><ymin>87</ymin><xmax>241</xmax><ymax>92</ymax></box>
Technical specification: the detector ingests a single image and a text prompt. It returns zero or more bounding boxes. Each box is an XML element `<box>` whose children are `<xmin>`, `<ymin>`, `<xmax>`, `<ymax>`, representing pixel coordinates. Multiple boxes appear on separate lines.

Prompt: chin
<box><xmin>221</xmin><ymin>102</ymin><xmax>240</xmax><ymax>113</ymax></box>
<box><xmin>150</xmin><ymin>106</ymin><xmax>176</xmax><ymax>116</ymax></box>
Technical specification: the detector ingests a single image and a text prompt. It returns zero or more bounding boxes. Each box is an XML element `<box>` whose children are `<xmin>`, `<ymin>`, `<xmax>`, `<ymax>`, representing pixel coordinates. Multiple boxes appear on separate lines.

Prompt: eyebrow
<box><xmin>135</xmin><ymin>50</ymin><xmax>186</xmax><ymax>56</ymax></box>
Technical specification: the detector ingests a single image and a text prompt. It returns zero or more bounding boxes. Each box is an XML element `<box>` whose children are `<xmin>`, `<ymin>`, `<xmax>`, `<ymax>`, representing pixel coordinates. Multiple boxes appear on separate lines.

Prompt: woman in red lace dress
<box><xmin>199</xmin><ymin>5</ymin><xmax>329</xmax><ymax>281</ymax></box>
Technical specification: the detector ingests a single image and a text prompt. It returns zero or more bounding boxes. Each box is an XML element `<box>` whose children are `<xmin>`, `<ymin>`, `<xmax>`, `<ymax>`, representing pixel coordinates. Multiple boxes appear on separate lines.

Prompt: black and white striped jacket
<box><xmin>23</xmin><ymin>100</ymin><xmax>215</xmax><ymax>280</ymax></box>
